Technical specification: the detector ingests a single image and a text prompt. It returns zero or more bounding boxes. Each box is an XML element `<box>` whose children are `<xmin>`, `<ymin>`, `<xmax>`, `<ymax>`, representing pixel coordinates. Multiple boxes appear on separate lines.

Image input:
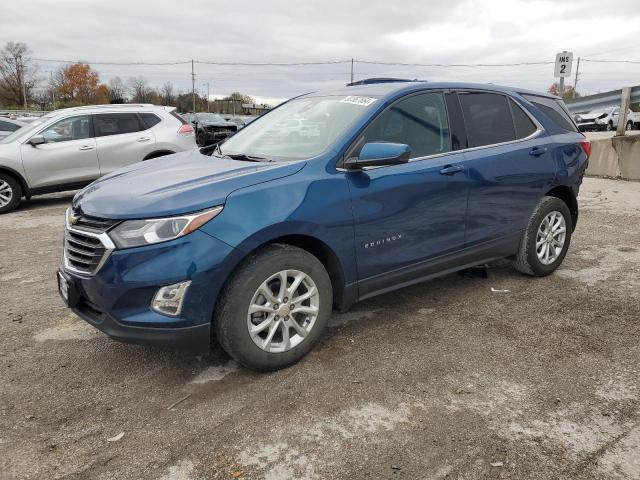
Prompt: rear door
<box><xmin>93</xmin><ymin>112</ymin><xmax>156</xmax><ymax>176</ymax></box>
<box><xmin>457</xmin><ymin>91</ymin><xmax>555</xmax><ymax>246</ymax></box>
<box><xmin>20</xmin><ymin>115</ymin><xmax>99</xmax><ymax>188</ymax></box>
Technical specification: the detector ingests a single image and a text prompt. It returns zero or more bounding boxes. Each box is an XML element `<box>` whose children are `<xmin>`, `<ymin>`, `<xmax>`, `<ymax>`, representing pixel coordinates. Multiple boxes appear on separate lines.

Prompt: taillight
<box><xmin>579</xmin><ymin>139</ymin><xmax>591</xmax><ymax>159</ymax></box>
<box><xmin>178</xmin><ymin>124</ymin><xmax>194</xmax><ymax>136</ymax></box>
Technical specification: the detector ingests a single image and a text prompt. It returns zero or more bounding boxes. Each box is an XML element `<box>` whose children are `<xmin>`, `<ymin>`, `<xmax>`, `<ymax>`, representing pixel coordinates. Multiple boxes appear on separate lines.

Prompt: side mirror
<box><xmin>28</xmin><ymin>135</ymin><xmax>45</xmax><ymax>147</ymax></box>
<box><xmin>344</xmin><ymin>142</ymin><xmax>411</xmax><ymax>170</ymax></box>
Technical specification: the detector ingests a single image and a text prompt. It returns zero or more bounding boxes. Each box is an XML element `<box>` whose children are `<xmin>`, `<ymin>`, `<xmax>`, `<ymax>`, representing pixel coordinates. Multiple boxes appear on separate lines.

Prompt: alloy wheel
<box><xmin>536</xmin><ymin>211</ymin><xmax>567</xmax><ymax>265</ymax></box>
<box><xmin>247</xmin><ymin>269</ymin><xmax>320</xmax><ymax>353</ymax></box>
<box><xmin>0</xmin><ymin>180</ymin><xmax>13</xmax><ymax>208</ymax></box>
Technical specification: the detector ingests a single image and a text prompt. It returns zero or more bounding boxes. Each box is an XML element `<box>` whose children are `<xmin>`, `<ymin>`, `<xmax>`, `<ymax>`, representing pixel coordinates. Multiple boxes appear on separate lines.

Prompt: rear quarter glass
<box><xmin>522</xmin><ymin>94</ymin><xmax>578</xmax><ymax>133</ymax></box>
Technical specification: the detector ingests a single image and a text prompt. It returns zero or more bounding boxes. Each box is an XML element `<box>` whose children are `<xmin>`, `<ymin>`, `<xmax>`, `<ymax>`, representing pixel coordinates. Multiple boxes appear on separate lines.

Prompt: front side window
<box><xmin>459</xmin><ymin>92</ymin><xmax>516</xmax><ymax>147</ymax></box>
<box><xmin>220</xmin><ymin>95</ymin><xmax>379</xmax><ymax>161</ymax></box>
<box><xmin>94</xmin><ymin>113</ymin><xmax>143</xmax><ymax>137</ymax></box>
<box><xmin>363</xmin><ymin>92</ymin><xmax>451</xmax><ymax>159</ymax></box>
<box><xmin>40</xmin><ymin>115</ymin><xmax>92</xmax><ymax>143</ymax></box>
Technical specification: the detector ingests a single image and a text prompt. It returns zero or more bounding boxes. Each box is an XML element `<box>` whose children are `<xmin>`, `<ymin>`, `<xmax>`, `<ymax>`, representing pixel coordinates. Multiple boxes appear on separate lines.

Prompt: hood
<box><xmin>576</xmin><ymin>112</ymin><xmax>606</xmax><ymax>121</ymax></box>
<box><xmin>199</xmin><ymin>120</ymin><xmax>236</xmax><ymax>128</ymax></box>
<box><xmin>73</xmin><ymin>149</ymin><xmax>306</xmax><ymax>219</ymax></box>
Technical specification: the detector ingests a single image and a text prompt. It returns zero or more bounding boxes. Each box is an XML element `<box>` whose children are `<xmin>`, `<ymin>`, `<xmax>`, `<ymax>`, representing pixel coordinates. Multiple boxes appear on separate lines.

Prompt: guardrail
<box><xmin>565</xmin><ymin>85</ymin><xmax>640</xmax><ymax>137</ymax></box>
<box><xmin>565</xmin><ymin>86</ymin><xmax>640</xmax><ymax>113</ymax></box>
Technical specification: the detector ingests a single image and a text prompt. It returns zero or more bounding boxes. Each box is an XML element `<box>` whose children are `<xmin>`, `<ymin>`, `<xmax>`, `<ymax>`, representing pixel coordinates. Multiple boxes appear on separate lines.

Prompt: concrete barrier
<box><xmin>586</xmin><ymin>134</ymin><xmax>640</xmax><ymax>180</ymax></box>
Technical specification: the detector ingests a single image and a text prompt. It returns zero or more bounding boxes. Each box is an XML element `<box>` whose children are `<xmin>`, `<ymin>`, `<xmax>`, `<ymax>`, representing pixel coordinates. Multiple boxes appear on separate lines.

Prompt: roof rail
<box><xmin>346</xmin><ymin>77</ymin><xmax>424</xmax><ymax>86</ymax></box>
<box><xmin>67</xmin><ymin>103</ymin><xmax>156</xmax><ymax>111</ymax></box>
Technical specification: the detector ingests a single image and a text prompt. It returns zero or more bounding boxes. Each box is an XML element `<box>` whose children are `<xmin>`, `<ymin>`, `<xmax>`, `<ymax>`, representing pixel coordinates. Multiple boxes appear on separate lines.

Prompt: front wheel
<box><xmin>514</xmin><ymin>196</ymin><xmax>572</xmax><ymax>277</ymax></box>
<box><xmin>606</xmin><ymin>122</ymin><xmax>613</xmax><ymax>131</ymax></box>
<box><xmin>215</xmin><ymin>244</ymin><xmax>333</xmax><ymax>371</ymax></box>
<box><xmin>626</xmin><ymin>121</ymin><xmax>633</xmax><ymax>131</ymax></box>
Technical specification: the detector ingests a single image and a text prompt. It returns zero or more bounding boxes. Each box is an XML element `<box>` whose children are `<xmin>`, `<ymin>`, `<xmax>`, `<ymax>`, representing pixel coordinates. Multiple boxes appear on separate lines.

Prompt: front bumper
<box><xmin>59</xmin><ymin>229</ymin><xmax>241</xmax><ymax>354</ymax></box>
<box><xmin>577</xmin><ymin>122</ymin><xmax>605</xmax><ymax>131</ymax></box>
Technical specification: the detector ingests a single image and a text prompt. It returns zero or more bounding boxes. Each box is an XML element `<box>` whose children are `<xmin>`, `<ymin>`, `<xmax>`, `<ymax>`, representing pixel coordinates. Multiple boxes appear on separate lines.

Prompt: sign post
<box><xmin>554</xmin><ymin>51</ymin><xmax>573</xmax><ymax>98</ymax></box>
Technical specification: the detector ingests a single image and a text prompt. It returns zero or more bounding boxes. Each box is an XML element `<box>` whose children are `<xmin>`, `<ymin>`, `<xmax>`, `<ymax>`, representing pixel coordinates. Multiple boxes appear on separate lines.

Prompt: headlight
<box><xmin>109</xmin><ymin>206</ymin><xmax>223</xmax><ymax>249</ymax></box>
<box><xmin>574</xmin><ymin>115</ymin><xmax>582</xmax><ymax>123</ymax></box>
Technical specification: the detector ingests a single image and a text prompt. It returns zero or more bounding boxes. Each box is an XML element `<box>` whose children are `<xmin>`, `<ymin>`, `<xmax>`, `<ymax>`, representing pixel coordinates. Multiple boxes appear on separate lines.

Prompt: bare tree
<box><xmin>161</xmin><ymin>81</ymin><xmax>174</xmax><ymax>106</ymax></box>
<box><xmin>107</xmin><ymin>76</ymin><xmax>126</xmax><ymax>103</ymax></box>
<box><xmin>0</xmin><ymin>41</ymin><xmax>38</xmax><ymax>107</ymax></box>
<box><xmin>127</xmin><ymin>76</ymin><xmax>149</xmax><ymax>103</ymax></box>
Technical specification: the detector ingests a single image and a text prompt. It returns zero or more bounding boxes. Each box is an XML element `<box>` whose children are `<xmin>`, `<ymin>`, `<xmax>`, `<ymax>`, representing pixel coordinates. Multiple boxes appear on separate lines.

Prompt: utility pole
<box><xmin>350</xmin><ymin>58</ymin><xmax>354</xmax><ymax>84</ymax></box>
<box><xmin>191</xmin><ymin>59</ymin><xmax>196</xmax><ymax>112</ymax></box>
<box><xmin>573</xmin><ymin>57</ymin><xmax>581</xmax><ymax>99</ymax></box>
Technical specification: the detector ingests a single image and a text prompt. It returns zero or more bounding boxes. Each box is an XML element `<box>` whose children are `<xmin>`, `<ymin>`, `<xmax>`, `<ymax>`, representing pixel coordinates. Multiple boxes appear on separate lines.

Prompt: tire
<box><xmin>0</xmin><ymin>173</ymin><xmax>22</xmax><ymax>214</ymax></box>
<box><xmin>606</xmin><ymin>122</ymin><xmax>613</xmax><ymax>131</ymax></box>
<box><xmin>626</xmin><ymin>121</ymin><xmax>633</xmax><ymax>131</ymax></box>
<box><xmin>514</xmin><ymin>196</ymin><xmax>573</xmax><ymax>277</ymax></box>
<box><xmin>196</xmin><ymin>131</ymin><xmax>206</xmax><ymax>147</ymax></box>
<box><xmin>214</xmin><ymin>244</ymin><xmax>333</xmax><ymax>371</ymax></box>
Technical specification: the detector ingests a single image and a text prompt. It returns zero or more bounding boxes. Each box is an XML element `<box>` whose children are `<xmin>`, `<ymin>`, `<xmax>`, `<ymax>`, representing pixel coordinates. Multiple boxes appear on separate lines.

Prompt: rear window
<box><xmin>170</xmin><ymin>111</ymin><xmax>187</xmax><ymax>125</ymax></box>
<box><xmin>94</xmin><ymin>113</ymin><xmax>144</xmax><ymax>137</ymax></box>
<box><xmin>523</xmin><ymin>94</ymin><xmax>577</xmax><ymax>132</ymax></box>
<box><xmin>459</xmin><ymin>92</ymin><xmax>515</xmax><ymax>147</ymax></box>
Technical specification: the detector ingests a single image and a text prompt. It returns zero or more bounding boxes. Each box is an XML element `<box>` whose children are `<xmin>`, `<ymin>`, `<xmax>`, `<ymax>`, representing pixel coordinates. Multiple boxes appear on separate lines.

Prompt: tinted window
<box><xmin>0</xmin><ymin>120</ymin><xmax>20</xmax><ymax>132</ymax></box>
<box><xmin>41</xmin><ymin>115</ymin><xmax>92</xmax><ymax>143</ymax></box>
<box><xmin>510</xmin><ymin>99</ymin><xmax>537</xmax><ymax>139</ymax></box>
<box><xmin>523</xmin><ymin>95</ymin><xmax>577</xmax><ymax>132</ymax></box>
<box><xmin>459</xmin><ymin>92</ymin><xmax>515</xmax><ymax>147</ymax></box>
<box><xmin>140</xmin><ymin>113</ymin><xmax>161</xmax><ymax>129</ymax></box>
<box><xmin>94</xmin><ymin>113</ymin><xmax>143</xmax><ymax>137</ymax></box>
<box><xmin>363</xmin><ymin>92</ymin><xmax>450</xmax><ymax>159</ymax></box>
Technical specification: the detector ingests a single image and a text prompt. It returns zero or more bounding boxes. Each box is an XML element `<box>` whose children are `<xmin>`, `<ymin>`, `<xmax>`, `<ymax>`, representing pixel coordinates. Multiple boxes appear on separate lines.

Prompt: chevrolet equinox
<box><xmin>58</xmin><ymin>80</ymin><xmax>590</xmax><ymax>371</ymax></box>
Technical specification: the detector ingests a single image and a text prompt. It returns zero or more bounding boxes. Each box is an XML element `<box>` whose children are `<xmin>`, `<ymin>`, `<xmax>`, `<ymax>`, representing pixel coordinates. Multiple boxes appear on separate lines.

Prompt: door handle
<box><xmin>79</xmin><ymin>145</ymin><xmax>94</xmax><ymax>151</ymax></box>
<box><xmin>529</xmin><ymin>146</ymin><xmax>548</xmax><ymax>157</ymax></box>
<box><xmin>136</xmin><ymin>137</ymin><xmax>151</xmax><ymax>142</ymax></box>
<box><xmin>439</xmin><ymin>164</ymin><xmax>465</xmax><ymax>175</ymax></box>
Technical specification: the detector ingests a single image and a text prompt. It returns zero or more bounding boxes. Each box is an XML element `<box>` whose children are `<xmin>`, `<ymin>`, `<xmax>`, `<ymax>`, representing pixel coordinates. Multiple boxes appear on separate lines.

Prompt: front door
<box><xmin>346</xmin><ymin>92</ymin><xmax>469</xmax><ymax>297</ymax></box>
<box><xmin>21</xmin><ymin>115</ymin><xmax>99</xmax><ymax>189</ymax></box>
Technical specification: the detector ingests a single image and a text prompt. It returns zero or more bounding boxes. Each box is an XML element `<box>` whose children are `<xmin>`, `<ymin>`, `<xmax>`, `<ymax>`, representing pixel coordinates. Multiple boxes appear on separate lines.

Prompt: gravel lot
<box><xmin>1</xmin><ymin>177</ymin><xmax>639</xmax><ymax>480</ymax></box>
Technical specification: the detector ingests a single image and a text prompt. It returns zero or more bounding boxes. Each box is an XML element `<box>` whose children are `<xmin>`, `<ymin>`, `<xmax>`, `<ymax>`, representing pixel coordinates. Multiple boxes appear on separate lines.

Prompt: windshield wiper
<box><xmin>224</xmin><ymin>153</ymin><xmax>271</xmax><ymax>162</ymax></box>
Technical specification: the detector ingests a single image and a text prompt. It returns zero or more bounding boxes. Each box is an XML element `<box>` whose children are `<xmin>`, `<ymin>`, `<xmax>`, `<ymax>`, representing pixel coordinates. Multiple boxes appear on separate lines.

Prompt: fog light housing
<box><xmin>152</xmin><ymin>281</ymin><xmax>191</xmax><ymax>317</ymax></box>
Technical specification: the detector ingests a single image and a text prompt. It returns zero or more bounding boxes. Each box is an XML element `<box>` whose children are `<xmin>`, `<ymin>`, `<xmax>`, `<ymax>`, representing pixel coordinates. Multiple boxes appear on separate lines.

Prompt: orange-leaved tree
<box><xmin>56</xmin><ymin>63</ymin><xmax>108</xmax><ymax>106</ymax></box>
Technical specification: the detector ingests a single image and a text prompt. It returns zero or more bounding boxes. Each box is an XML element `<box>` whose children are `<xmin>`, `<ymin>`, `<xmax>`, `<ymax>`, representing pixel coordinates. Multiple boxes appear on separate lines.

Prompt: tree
<box><xmin>56</xmin><ymin>63</ymin><xmax>107</xmax><ymax>106</ymax></box>
<box><xmin>161</xmin><ymin>81</ymin><xmax>175</xmax><ymax>106</ymax></box>
<box><xmin>0</xmin><ymin>41</ymin><xmax>38</xmax><ymax>107</ymax></box>
<box><xmin>107</xmin><ymin>76</ymin><xmax>126</xmax><ymax>103</ymax></box>
<box><xmin>223</xmin><ymin>92</ymin><xmax>255</xmax><ymax>104</ymax></box>
<box><xmin>548</xmin><ymin>83</ymin><xmax>579</xmax><ymax>100</ymax></box>
<box><xmin>127</xmin><ymin>76</ymin><xmax>149</xmax><ymax>103</ymax></box>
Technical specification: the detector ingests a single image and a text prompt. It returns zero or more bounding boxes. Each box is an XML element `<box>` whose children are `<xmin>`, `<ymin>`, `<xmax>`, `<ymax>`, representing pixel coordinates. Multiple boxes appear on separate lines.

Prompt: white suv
<box><xmin>0</xmin><ymin>104</ymin><xmax>196</xmax><ymax>213</ymax></box>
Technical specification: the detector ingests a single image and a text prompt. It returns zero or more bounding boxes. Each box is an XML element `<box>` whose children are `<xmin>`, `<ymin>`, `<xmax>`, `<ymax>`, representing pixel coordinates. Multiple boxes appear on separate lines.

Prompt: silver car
<box><xmin>0</xmin><ymin>104</ymin><xmax>196</xmax><ymax>213</ymax></box>
<box><xmin>0</xmin><ymin>118</ymin><xmax>26</xmax><ymax>140</ymax></box>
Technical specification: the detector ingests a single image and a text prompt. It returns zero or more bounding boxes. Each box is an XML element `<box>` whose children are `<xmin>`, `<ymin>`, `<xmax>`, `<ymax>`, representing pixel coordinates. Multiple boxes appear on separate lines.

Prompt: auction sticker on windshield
<box><xmin>340</xmin><ymin>96</ymin><xmax>377</xmax><ymax>106</ymax></box>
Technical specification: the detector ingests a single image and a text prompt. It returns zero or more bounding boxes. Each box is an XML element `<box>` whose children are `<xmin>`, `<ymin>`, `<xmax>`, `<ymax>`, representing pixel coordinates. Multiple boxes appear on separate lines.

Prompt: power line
<box><xmin>582</xmin><ymin>58</ymin><xmax>640</xmax><ymax>64</ymax></box>
<box><xmin>33</xmin><ymin>58</ymin><xmax>191</xmax><ymax>66</ymax></box>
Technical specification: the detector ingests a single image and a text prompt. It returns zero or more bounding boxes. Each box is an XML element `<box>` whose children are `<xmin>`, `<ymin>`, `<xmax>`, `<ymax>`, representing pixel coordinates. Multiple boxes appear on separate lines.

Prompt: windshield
<box><xmin>219</xmin><ymin>95</ymin><xmax>379</xmax><ymax>161</ymax></box>
<box><xmin>196</xmin><ymin>113</ymin><xmax>226</xmax><ymax>123</ymax></box>
<box><xmin>0</xmin><ymin>114</ymin><xmax>53</xmax><ymax>144</ymax></box>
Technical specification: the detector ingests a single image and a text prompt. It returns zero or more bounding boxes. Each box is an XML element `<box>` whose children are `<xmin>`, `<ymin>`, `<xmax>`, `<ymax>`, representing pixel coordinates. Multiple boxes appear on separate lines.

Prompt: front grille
<box><xmin>64</xmin><ymin>213</ymin><xmax>117</xmax><ymax>275</ymax></box>
<box><xmin>64</xmin><ymin>230</ymin><xmax>106</xmax><ymax>274</ymax></box>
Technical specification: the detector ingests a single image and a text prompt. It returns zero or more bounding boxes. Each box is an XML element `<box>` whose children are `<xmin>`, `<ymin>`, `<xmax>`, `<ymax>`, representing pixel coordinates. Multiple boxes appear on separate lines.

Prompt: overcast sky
<box><xmin>2</xmin><ymin>0</ymin><xmax>640</xmax><ymax>104</ymax></box>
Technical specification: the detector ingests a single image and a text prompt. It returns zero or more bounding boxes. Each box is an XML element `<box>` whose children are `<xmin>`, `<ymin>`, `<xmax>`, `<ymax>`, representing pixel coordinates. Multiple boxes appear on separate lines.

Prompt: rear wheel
<box><xmin>514</xmin><ymin>196</ymin><xmax>572</xmax><ymax>277</ymax></box>
<box><xmin>626</xmin><ymin>121</ymin><xmax>633</xmax><ymax>131</ymax></box>
<box><xmin>215</xmin><ymin>244</ymin><xmax>333</xmax><ymax>371</ymax></box>
<box><xmin>0</xmin><ymin>173</ymin><xmax>22</xmax><ymax>214</ymax></box>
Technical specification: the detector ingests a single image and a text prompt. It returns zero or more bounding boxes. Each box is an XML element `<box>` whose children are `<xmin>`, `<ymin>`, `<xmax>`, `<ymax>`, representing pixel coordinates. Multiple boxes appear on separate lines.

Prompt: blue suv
<box><xmin>57</xmin><ymin>80</ymin><xmax>590</xmax><ymax>371</ymax></box>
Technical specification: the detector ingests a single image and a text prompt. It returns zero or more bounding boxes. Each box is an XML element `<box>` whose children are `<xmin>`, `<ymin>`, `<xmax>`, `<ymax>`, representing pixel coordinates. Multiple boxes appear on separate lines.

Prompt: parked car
<box><xmin>58</xmin><ymin>80</ymin><xmax>589</xmax><ymax>371</ymax></box>
<box><xmin>185</xmin><ymin>112</ymin><xmax>237</xmax><ymax>146</ymax></box>
<box><xmin>0</xmin><ymin>118</ymin><xmax>26</xmax><ymax>140</ymax></box>
<box><xmin>574</xmin><ymin>107</ymin><xmax>638</xmax><ymax>132</ymax></box>
<box><xmin>0</xmin><ymin>104</ymin><xmax>195</xmax><ymax>213</ymax></box>
<box><xmin>226</xmin><ymin>116</ymin><xmax>256</xmax><ymax>129</ymax></box>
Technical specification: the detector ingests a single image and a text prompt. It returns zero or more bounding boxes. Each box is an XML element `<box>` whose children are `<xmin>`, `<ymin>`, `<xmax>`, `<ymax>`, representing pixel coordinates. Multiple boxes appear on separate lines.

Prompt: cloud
<box><xmin>1</xmin><ymin>0</ymin><xmax>639</xmax><ymax>99</ymax></box>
